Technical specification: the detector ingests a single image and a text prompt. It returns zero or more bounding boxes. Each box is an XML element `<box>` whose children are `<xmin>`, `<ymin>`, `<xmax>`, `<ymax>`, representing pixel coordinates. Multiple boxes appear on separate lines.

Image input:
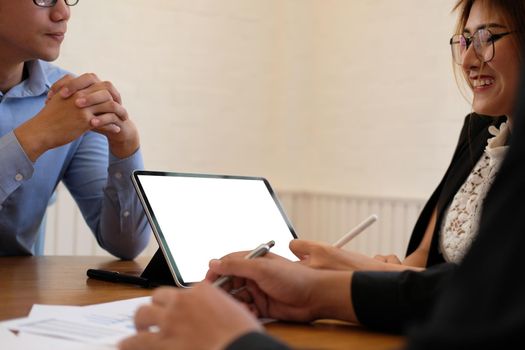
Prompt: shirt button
<box><xmin>114</xmin><ymin>172</ymin><xmax>123</xmax><ymax>180</ymax></box>
<box><xmin>123</xmin><ymin>211</ymin><xmax>130</xmax><ymax>218</ymax></box>
<box><xmin>15</xmin><ymin>173</ymin><xmax>24</xmax><ymax>181</ymax></box>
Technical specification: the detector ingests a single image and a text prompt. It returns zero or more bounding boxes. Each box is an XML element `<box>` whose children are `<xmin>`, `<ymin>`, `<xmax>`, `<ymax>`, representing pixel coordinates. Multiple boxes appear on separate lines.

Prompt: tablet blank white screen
<box><xmin>137</xmin><ymin>175</ymin><xmax>297</xmax><ymax>283</ymax></box>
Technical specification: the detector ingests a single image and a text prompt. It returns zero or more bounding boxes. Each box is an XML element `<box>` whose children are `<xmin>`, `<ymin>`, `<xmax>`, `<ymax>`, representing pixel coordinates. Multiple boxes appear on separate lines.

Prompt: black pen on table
<box><xmin>86</xmin><ymin>268</ymin><xmax>154</xmax><ymax>288</ymax></box>
<box><xmin>213</xmin><ymin>240</ymin><xmax>275</xmax><ymax>288</ymax></box>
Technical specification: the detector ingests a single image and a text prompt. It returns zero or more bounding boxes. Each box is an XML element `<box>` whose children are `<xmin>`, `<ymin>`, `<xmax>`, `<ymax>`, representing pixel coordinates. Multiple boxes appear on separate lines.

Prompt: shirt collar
<box><xmin>4</xmin><ymin>60</ymin><xmax>52</xmax><ymax>99</ymax></box>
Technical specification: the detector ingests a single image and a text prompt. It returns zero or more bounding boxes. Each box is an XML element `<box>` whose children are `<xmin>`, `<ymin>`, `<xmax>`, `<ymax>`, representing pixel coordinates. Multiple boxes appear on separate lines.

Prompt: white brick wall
<box><xmin>47</xmin><ymin>0</ymin><xmax>471</xmax><ymax>255</ymax></box>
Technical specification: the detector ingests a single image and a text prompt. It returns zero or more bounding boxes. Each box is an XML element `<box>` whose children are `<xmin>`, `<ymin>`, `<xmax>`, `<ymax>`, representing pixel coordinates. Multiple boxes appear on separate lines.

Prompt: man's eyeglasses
<box><xmin>33</xmin><ymin>0</ymin><xmax>79</xmax><ymax>7</ymax></box>
<box><xmin>449</xmin><ymin>28</ymin><xmax>514</xmax><ymax>65</ymax></box>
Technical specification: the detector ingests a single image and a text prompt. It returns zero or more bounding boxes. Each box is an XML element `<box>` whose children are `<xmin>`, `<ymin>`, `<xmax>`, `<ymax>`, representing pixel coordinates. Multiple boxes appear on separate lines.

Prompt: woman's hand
<box><xmin>290</xmin><ymin>239</ymin><xmax>421</xmax><ymax>272</ymax></box>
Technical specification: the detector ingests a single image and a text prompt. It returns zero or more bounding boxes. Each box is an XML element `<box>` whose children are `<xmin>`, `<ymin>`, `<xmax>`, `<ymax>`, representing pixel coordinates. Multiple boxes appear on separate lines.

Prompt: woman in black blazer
<box><xmin>291</xmin><ymin>0</ymin><xmax>521</xmax><ymax>270</ymax></box>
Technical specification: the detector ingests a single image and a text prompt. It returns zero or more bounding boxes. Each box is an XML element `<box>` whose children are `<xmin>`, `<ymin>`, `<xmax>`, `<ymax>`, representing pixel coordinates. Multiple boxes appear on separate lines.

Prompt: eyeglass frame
<box><xmin>449</xmin><ymin>28</ymin><xmax>514</xmax><ymax>65</ymax></box>
<box><xmin>33</xmin><ymin>0</ymin><xmax>79</xmax><ymax>8</ymax></box>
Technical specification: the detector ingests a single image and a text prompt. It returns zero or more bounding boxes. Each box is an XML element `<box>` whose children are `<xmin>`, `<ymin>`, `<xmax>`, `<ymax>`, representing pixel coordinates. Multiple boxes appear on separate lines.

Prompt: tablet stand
<box><xmin>140</xmin><ymin>248</ymin><xmax>176</xmax><ymax>286</ymax></box>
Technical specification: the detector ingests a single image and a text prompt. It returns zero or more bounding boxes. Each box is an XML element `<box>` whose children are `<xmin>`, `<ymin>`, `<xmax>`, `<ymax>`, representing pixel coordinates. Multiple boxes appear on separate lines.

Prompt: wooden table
<box><xmin>0</xmin><ymin>256</ymin><xmax>405</xmax><ymax>350</ymax></box>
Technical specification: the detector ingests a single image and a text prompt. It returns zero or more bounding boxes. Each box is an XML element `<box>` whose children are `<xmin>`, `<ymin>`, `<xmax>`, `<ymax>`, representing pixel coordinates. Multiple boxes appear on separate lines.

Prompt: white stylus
<box><xmin>332</xmin><ymin>214</ymin><xmax>378</xmax><ymax>248</ymax></box>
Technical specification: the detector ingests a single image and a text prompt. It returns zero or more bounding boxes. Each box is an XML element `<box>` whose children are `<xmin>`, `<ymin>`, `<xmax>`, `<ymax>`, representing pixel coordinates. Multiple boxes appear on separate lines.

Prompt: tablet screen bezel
<box><xmin>131</xmin><ymin>170</ymin><xmax>298</xmax><ymax>288</ymax></box>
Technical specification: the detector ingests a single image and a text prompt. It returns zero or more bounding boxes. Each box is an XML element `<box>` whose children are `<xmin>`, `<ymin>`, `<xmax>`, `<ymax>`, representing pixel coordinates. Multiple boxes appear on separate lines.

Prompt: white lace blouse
<box><xmin>439</xmin><ymin>122</ymin><xmax>510</xmax><ymax>263</ymax></box>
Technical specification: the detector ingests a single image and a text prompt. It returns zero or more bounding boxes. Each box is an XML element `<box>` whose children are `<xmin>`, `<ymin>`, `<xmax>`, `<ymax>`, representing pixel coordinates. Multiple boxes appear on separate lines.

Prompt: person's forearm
<box><xmin>402</xmin><ymin>251</ymin><xmax>429</xmax><ymax>268</ymax></box>
<box><xmin>14</xmin><ymin>120</ymin><xmax>49</xmax><ymax>162</ymax></box>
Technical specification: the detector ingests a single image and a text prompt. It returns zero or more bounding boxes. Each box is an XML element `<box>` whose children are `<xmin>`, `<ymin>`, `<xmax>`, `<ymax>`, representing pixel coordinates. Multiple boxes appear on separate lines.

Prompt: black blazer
<box><xmin>406</xmin><ymin>113</ymin><xmax>507</xmax><ymax>266</ymax></box>
<box><xmin>405</xmin><ymin>63</ymin><xmax>525</xmax><ymax>350</ymax></box>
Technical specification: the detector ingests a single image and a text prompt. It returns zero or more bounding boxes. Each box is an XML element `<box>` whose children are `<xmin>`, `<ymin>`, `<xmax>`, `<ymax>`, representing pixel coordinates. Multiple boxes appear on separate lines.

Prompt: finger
<box><xmin>99</xmin><ymin>80</ymin><xmax>122</xmax><ymax>104</ymax></box>
<box><xmin>134</xmin><ymin>304</ymin><xmax>164</xmax><ymax>331</ymax></box>
<box><xmin>245</xmin><ymin>280</ymin><xmax>267</xmax><ymax>317</ymax></box>
<box><xmin>208</xmin><ymin>253</ymin><xmax>276</xmax><ymax>280</ymax></box>
<box><xmin>92</xmin><ymin>122</ymin><xmax>121</xmax><ymax>134</ymax></box>
<box><xmin>289</xmin><ymin>239</ymin><xmax>319</xmax><ymax>259</ymax></box>
<box><xmin>151</xmin><ymin>287</ymin><xmax>180</xmax><ymax>307</ymax></box>
<box><xmin>54</xmin><ymin>74</ymin><xmax>123</xmax><ymax>105</ymax></box>
<box><xmin>76</xmin><ymin>89</ymin><xmax>113</xmax><ymax>108</ymax></box>
<box><xmin>90</xmin><ymin>113</ymin><xmax>121</xmax><ymax>128</ymax></box>
<box><xmin>205</xmin><ymin>251</ymin><xmax>251</xmax><ymax>282</ymax></box>
<box><xmin>58</xmin><ymin>73</ymin><xmax>101</xmax><ymax>98</ymax></box>
<box><xmin>87</xmin><ymin>100</ymin><xmax>128</xmax><ymax>121</ymax></box>
<box><xmin>48</xmin><ymin>74</ymin><xmax>75</xmax><ymax>99</ymax></box>
<box><xmin>204</xmin><ymin>259</ymin><xmax>223</xmax><ymax>282</ymax></box>
<box><xmin>118</xmin><ymin>332</ymin><xmax>163</xmax><ymax>350</ymax></box>
<box><xmin>385</xmin><ymin>255</ymin><xmax>402</xmax><ymax>264</ymax></box>
<box><xmin>78</xmin><ymin>79</ymin><xmax>123</xmax><ymax>105</ymax></box>
<box><xmin>207</xmin><ymin>252</ymin><xmax>288</xmax><ymax>285</ymax></box>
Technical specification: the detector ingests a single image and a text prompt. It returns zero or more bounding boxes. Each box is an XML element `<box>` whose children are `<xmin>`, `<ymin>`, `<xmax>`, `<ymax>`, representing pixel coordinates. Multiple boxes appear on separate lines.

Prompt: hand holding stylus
<box><xmin>213</xmin><ymin>240</ymin><xmax>275</xmax><ymax>288</ymax></box>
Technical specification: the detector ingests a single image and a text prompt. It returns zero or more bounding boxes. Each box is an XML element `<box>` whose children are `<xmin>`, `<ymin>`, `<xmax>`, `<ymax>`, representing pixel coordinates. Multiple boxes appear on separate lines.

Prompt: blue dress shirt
<box><xmin>0</xmin><ymin>60</ymin><xmax>150</xmax><ymax>259</ymax></box>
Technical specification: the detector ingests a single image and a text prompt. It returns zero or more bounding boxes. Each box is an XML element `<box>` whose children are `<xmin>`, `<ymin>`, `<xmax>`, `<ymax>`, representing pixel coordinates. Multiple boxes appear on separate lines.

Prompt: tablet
<box><xmin>132</xmin><ymin>170</ymin><xmax>298</xmax><ymax>288</ymax></box>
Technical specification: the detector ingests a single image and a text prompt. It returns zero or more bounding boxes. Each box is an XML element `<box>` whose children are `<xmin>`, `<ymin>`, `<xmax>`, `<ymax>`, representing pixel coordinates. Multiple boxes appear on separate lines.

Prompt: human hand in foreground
<box><xmin>205</xmin><ymin>252</ymin><xmax>356</xmax><ymax>323</ymax></box>
<box><xmin>119</xmin><ymin>282</ymin><xmax>262</xmax><ymax>350</ymax></box>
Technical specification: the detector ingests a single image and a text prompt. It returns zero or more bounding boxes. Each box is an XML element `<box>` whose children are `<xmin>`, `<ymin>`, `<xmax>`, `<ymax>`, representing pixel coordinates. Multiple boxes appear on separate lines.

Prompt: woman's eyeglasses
<box><xmin>450</xmin><ymin>28</ymin><xmax>514</xmax><ymax>65</ymax></box>
<box><xmin>33</xmin><ymin>0</ymin><xmax>79</xmax><ymax>7</ymax></box>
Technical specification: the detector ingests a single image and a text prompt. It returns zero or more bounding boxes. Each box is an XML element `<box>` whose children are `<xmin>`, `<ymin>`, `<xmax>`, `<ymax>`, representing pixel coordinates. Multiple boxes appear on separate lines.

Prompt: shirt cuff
<box><xmin>107</xmin><ymin>147</ymin><xmax>144</xmax><ymax>191</ymax></box>
<box><xmin>0</xmin><ymin>131</ymin><xmax>34</xmax><ymax>201</ymax></box>
<box><xmin>352</xmin><ymin>270</ymin><xmax>407</xmax><ymax>333</ymax></box>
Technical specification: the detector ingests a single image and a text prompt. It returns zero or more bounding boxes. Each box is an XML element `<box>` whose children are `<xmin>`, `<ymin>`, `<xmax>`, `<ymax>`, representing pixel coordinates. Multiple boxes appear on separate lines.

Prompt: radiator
<box><xmin>44</xmin><ymin>184</ymin><xmax>425</xmax><ymax>259</ymax></box>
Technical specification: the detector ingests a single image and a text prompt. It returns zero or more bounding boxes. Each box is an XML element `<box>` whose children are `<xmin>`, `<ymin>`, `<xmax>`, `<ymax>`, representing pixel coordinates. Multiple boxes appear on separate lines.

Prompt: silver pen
<box><xmin>213</xmin><ymin>240</ymin><xmax>275</xmax><ymax>288</ymax></box>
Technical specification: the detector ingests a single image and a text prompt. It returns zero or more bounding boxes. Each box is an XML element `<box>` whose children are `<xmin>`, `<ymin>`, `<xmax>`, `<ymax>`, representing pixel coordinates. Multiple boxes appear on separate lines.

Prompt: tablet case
<box><xmin>140</xmin><ymin>248</ymin><xmax>176</xmax><ymax>286</ymax></box>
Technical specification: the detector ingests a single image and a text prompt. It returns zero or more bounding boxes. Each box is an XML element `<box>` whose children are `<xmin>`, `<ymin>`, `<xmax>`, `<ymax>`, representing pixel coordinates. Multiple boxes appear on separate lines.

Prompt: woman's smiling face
<box><xmin>461</xmin><ymin>1</ymin><xmax>521</xmax><ymax>120</ymax></box>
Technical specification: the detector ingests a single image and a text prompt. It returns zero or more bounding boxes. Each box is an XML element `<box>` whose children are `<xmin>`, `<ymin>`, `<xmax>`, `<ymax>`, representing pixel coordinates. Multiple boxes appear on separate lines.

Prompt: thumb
<box><xmin>289</xmin><ymin>239</ymin><xmax>321</xmax><ymax>259</ymax></box>
<box><xmin>48</xmin><ymin>74</ymin><xmax>74</xmax><ymax>98</ymax></box>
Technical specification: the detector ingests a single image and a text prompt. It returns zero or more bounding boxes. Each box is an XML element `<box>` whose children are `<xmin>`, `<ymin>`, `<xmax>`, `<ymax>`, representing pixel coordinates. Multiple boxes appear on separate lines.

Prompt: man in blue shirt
<box><xmin>0</xmin><ymin>0</ymin><xmax>150</xmax><ymax>258</ymax></box>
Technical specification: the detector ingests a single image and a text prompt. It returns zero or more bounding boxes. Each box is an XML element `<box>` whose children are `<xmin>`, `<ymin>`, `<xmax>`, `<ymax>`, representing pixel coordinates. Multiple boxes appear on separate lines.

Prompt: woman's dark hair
<box><xmin>453</xmin><ymin>0</ymin><xmax>525</xmax><ymax>57</ymax></box>
<box><xmin>452</xmin><ymin>0</ymin><xmax>525</xmax><ymax>104</ymax></box>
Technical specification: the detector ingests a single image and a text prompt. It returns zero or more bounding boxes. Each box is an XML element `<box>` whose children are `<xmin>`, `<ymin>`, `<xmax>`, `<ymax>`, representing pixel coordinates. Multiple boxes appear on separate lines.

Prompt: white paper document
<box><xmin>1</xmin><ymin>296</ymin><xmax>151</xmax><ymax>347</ymax></box>
<box><xmin>0</xmin><ymin>328</ymin><xmax>114</xmax><ymax>350</ymax></box>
